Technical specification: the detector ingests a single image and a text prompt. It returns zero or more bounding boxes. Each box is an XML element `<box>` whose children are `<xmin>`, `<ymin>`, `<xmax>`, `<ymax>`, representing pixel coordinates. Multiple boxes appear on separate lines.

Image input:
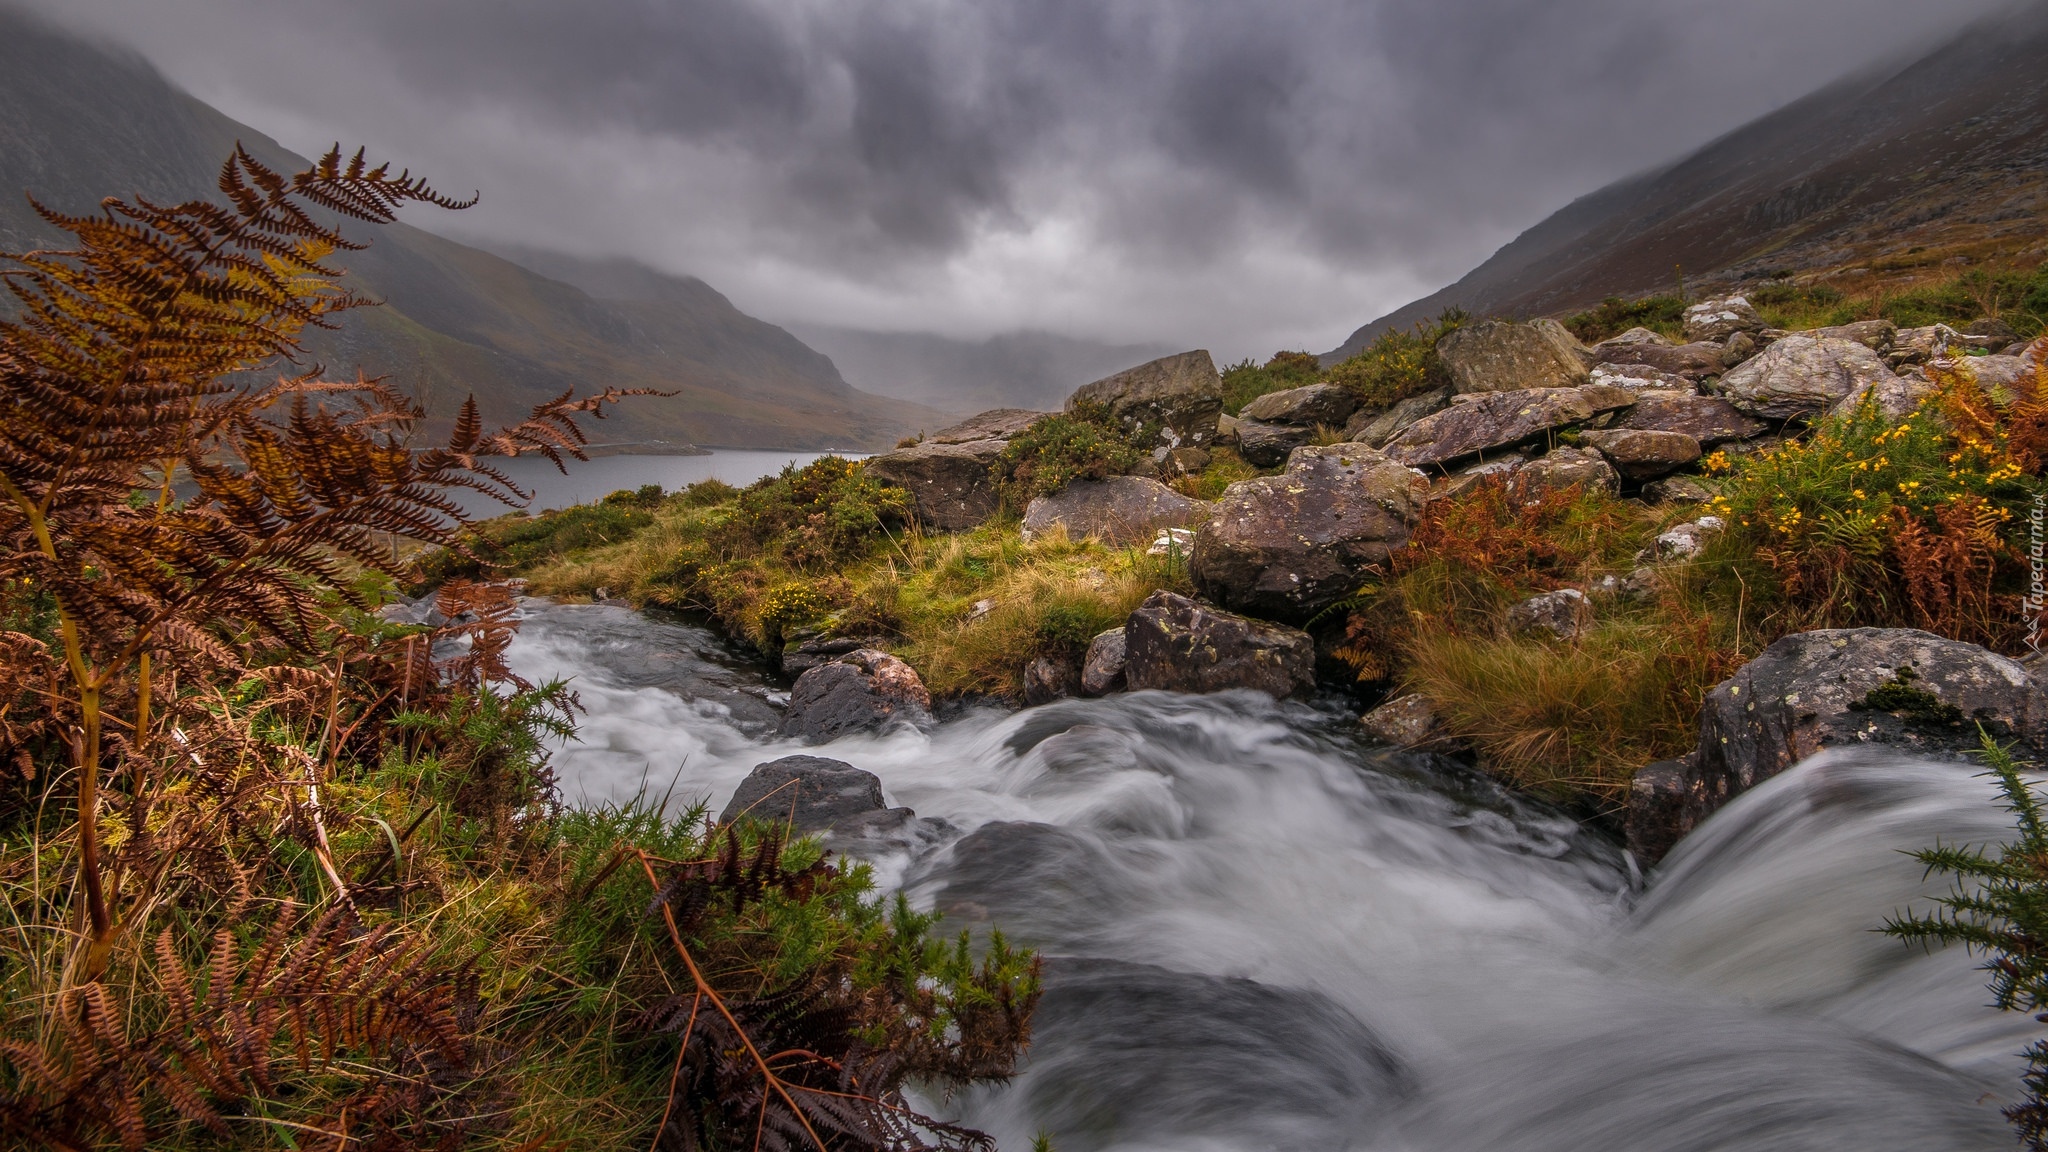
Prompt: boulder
<box><xmin>782</xmin><ymin>634</ymin><xmax>893</xmax><ymax>679</ymax></box>
<box><xmin>1167</xmin><ymin>447</ymin><xmax>1211</xmax><ymax>476</ymax></box>
<box><xmin>1068</xmin><ymin>350</ymin><xmax>1225</xmax><ymax>449</ymax></box>
<box><xmin>1717</xmin><ymin>335</ymin><xmax>1897</xmax><ymax>420</ymax></box>
<box><xmin>1517</xmin><ymin>446</ymin><xmax>1619</xmax><ymax>495</ymax></box>
<box><xmin>1021</xmin><ymin>476</ymin><xmax>1208</xmax><ymax>546</ymax></box>
<box><xmin>1890</xmin><ymin>323</ymin><xmax>2005</xmax><ymax>366</ymax></box>
<box><xmin>1240</xmin><ymin>383</ymin><xmax>1360</xmax><ymax>426</ymax></box>
<box><xmin>1642</xmin><ymin>475</ymin><xmax>1713</xmax><ymax>504</ymax></box>
<box><xmin>1579</xmin><ymin>428</ymin><xmax>1702</xmax><ymax>481</ymax></box>
<box><xmin>1507</xmin><ymin>588</ymin><xmax>1588</xmax><ymax>640</ymax></box>
<box><xmin>1190</xmin><ymin>444</ymin><xmax>1428</xmax><ymax>620</ymax></box>
<box><xmin>1361</xmin><ymin>693</ymin><xmax>1457</xmax><ymax>749</ymax></box>
<box><xmin>864</xmin><ymin>438</ymin><xmax>1007</xmax><ymax>530</ymax></box>
<box><xmin>1022</xmin><ymin>655</ymin><xmax>1081</xmax><ymax>705</ymax></box>
<box><xmin>1532</xmin><ymin>318</ymin><xmax>1595</xmax><ymax>369</ymax></box>
<box><xmin>1614</xmin><ymin>392</ymin><xmax>1768</xmax><ymax>445</ymax></box>
<box><xmin>1590</xmin><ymin>362</ymin><xmax>1697</xmax><ymax>392</ymax></box>
<box><xmin>1966</xmin><ymin>317</ymin><xmax>2022</xmax><ymax>347</ymax></box>
<box><xmin>720</xmin><ymin>755</ymin><xmax>887</xmax><ymax>831</ymax></box>
<box><xmin>1674</xmin><ymin>628</ymin><xmax>2048</xmax><ymax>846</ymax></box>
<box><xmin>1080</xmin><ymin>627</ymin><xmax>1128</xmax><ymax>695</ymax></box>
<box><xmin>1682</xmin><ymin>295</ymin><xmax>1764</xmax><ymax>343</ymax></box>
<box><xmin>1951</xmin><ymin>354</ymin><xmax>2039</xmax><ymax>397</ymax></box>
<box><xmin>1214</xmin><ymin>413</ymin><xmax>1242</xmax><ymax>447</ymax></box>
<box><xmin>1721</xmin><ymin>330</ymin><xmax>1758</xmax><ymax>366</ymax></box>
<box><xmin>1434</xmin><ymin>455</ymin><xmax>1528</xmax><ymax>500</ymax></box>
<box><xmin>782</xmin><ymin>649</ymin><xmax>935</xmax><ymax>742</ymax></box>
<box><xmin>928</xmin><ymin>408</ymin><xmax>1047</xmax><ymax>444</ymax></box>
<box><xmin>1828</xmin><ymin>369</ymin><xmax>1936</xmax><ymax>422</ymax></box>
<box><xmin>1602</xmin><ymin>326</ymin><xmax>1674</xmax><ymax>347</ymax></box>
<box><xmin>1625</xmin><ymin>760</ymin><xmax>1695</xmax><ymax>865</ymax></box>
<box><xmin>1588</xmin><ymin>340</ymin><xmax>1728</xmax><ymax>381</ymax></box>
<box><xmin>1236</xmin><ymin>418</ymin><xmax>1319</xmax><ymax>467</ymax></box>
<box><xmin>1383</xmin><ymin>384</ymin><xmax>1635</xmax><ymax>469</ymax></box>
<box><xmin>1436</xmin><ymin>320</ymin><xmax>1591</xmax><ymax>394</ymax></box>
<box><xmin>1808</xmin><ymin>319</ymin><xmax>1895</xmax><ymax>352</ymax></box>
<box><xmin>1654</xmin><ymin>516</ymin><xmax>1724</xmax><ymax>559</ymax></box>
<box><xmin>1342</xmin><ymin>389</ymin><xmax>1451</xmax><ymax>447</ymax></box>
<box><xmin>1122</xmin><ymin>590</ymin><xmax>1316</xmax><ymax>698</ymax></box>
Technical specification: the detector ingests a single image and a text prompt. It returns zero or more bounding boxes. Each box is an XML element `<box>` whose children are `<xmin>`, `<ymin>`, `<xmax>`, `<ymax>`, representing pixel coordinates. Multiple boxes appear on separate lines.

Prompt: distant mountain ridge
<box><xmin>1326</xmin><ymin>3</ymin><xmax>2048</xmax><ymax>360</ymax></box>
<box><xmin>0</xmin><ymin>7</ymin><xmax>943</xmax><ymax>450</ymax></box>
<box><xmin>786</xmin><ymin>325</ymin><xmax>1176</xmax><ymax>416</ymax></box>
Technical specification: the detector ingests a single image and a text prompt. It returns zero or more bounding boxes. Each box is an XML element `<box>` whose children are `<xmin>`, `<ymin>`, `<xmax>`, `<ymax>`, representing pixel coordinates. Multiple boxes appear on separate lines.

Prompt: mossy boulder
<box><xmin>1122</xmin><ymin>590</ymin><xmax>1316</xmax><ymax>698</ymax></box>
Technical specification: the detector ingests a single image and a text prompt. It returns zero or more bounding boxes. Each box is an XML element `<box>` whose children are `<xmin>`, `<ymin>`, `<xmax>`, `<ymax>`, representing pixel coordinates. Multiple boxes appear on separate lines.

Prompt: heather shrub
<box><xmin>992</xmin><ymin>402</ymin><xmax>1146</xmax><ymax>509</ymax></box>
<box><xmin>1221</xmin><ymin>349</ymin><xmax>1323</xmax><ymax>414</ymax></box>
<box><xmin>1322</xmin><ymin>308</ymin><xmax>1468</xmax><ymax>409</ymax></box>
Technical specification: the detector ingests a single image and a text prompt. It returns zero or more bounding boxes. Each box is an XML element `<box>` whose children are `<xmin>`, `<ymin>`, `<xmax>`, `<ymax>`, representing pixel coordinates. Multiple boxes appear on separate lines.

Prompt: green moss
<box><xmin>1850</xmin><ymin>665</ymin><xmax>1964</xmax><ymax>725</ymax></box>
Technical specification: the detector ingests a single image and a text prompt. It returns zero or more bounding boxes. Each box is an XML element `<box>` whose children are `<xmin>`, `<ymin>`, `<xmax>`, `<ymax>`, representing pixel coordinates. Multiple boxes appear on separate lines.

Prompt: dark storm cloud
<box><xmin>19</xmin><ymin>0</ymin><xmax>2027</xmax><ymax>352</ymax></box>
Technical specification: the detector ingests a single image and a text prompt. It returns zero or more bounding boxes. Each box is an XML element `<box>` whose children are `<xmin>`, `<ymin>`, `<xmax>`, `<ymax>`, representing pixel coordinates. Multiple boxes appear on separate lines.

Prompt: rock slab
<box><xmin>1191</xmin><ymin>443</ymin><xmax>1427</xmax><ymax>621</ymax></box>
<box><xmin>1718</xmin><ymin>335</ymin><xmax>1898</xmax><ymax>420</ymax></box>
<box><xmin>928</xmin><ymin>408</ymin><xmax>1048</xmax><ymax>444</ymax></box>
<box><xmin>1436</xmin><ymin>320</ymin><xmax>1590</xmax><ymax>394</ymax></box>
<box><xmin>1241</xmin><ymin>382</ymin><xmax>1360</xmax><ymax>426</ymax></box>
<box><xmin>782</xmin><ymin>649</ymin><xmax>935</xmax><ymax>742</ymax></box>
<box><xmin>1021</xmin><ymin>476</ymin><xmax>1207</xmax><ymax>545</ymax></box>
<box><xmin>1122</xmin><ymin>590</ymin><xmax>1316</xmax><ymax>698</ymax></box>
<box><xmin>863</xmin><ymin>439</ymin><xmax>1007</xmax><ymax>530</ymax></box>
<box><xmin>1068</xmin><ymin>350</ymin><xmax>1225</xmax><ymax>449</ymax></box>
<box><xmin>720</xmin><ymin>755</ymin><xmax>887</xmax><ymax>831</ymax></box>
<box><xmin>1384</xmin><ymin>385</ymin><xmax>1634</xmax><ymax>469</ymax></box>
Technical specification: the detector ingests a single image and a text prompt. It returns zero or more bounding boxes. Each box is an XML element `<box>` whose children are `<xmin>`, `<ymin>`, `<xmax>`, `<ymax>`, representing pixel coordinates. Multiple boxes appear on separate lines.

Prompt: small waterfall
<box><xmin>509</xmin><ymin>599</ymin><xmax>2021</xmax><ymax>1150</ymax></box>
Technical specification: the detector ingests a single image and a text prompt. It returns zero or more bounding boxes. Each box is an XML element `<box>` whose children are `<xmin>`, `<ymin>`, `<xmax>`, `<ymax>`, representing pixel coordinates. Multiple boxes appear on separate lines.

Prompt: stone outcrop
<box><xmin>1021</xmin><ymin>476</ymin><xmax>1207</xmax><ymax>545</ymax></box>
<box><xmin>1653</xmin><ymin>515</ymin><xmax>1723</xmax><ymax>559</ymax></box>
<box><xmin>1022</xmin><ymin>655</ymin><xmax>1081</xmax><ymax>705</ymax></box>
<box><xmin>720</xmin><ymin>755</ymin><xmax>890</xmax><ymax>831</ymax></box>
<box><xmin>1436</xmin><ymin>320</ymin><xmax>1590</xmax><ymax>394</ymax></box>
<box><xmin>1122</xmin><ymin>590</ymin><xmax>1316</xmax><ymax>698</ymax></box>
<box><xmin>1614</xmin><ymin>392</ymin><xmax>1767</xmax><ymax>445</ymax></box>
<box><xmin>1588</xmin><ymin>340</ymin><xmax>1728</xmax><ymax>381</ymax></box>
<box><xmin>1717</xmin><ymin>335</ymin><xmax>1897</xmax><ymax>420</ymax></box>
<box><xmin>1343</xmin><ymin>389</ymin><xmax>1450</xmax><ymax>447</ymax></box>
<box><xmin>1629</xmin><ymin>628</ymin><xmax>2048</xmax><ymax>863</ymax></box>
<box><xmin>782</xmin><ymin>649</ymin><xmax>935</xmax><ymax>742</ymax></box>
<box><xmin>1383</xmin><ymin>385</ymin><xmax>1634</xmax><ymax>469</ymax></box>
<box><xmin>1068</xmin><ymin>350</ymin><xmax>1224</xmax><ymax>449</ymax></box>
<box><xmin>1681</xmin><ymin>296</ymin><xmax>1764</xmax><ymax>343</ymax></box>
<box><xmin>1236</xmin><ymin>418</ymin><xmax>1319</xmax><ymax>467</ymax></box>
<box><xmin>928</xmin><ymin>408</ymin><xmax>1047</xmax><ymax>444</ymax></box>
<box><xmin>1889</xmin><ymin>323</ymin><xmax>2005</xmax><ymax>366</ymax></box>
<box><xmin>1579</xmin><ymin>428</ymin><xmax>1702</xmax><ymax>481</ymax></box>
<box><xmin>1361</xmin><ymin>693</ymin><xmax>1456</xmax><ymax>749</ymax></box>
<box><xmin>1809</xmin><ymin>319</ymin><xmax>1896</xmax><ymax>352</ymax></box>
<box><xmin>863</xmin><ymin>439</ymin><xmax>1007</xmax><ymax>530</ymax></box>
<box><xmin>1240</xmin><ymin>383</ymin><xmax>1360</xmax><ymax>426</ymax></box>
<box><xmin>1190</xmin><ymin>444</ymin><xmax>1427</xmax><ymax>620</ymax></box>
<box><xmin>1081</xmin><ymin>627</ymin><xmax>1128</xmax><ymax>695</ymax></box>
<box><xmin>1642</xmin><ymin>476</ymin><xmax>1712</xmax><ymax>504</ymax></box>
<box><xmin>1951</xmin><ymin>354</ymin><xmax>2039</xmax><ymax>395</ymax></box>
<box><xmin>1507</xmin><ymin>588</ymin><xmax>1587</xmax><ymax>640</ymax></box>
<box><xmin>1517</xmin><ymin>446</ymin><xmax>1619</xmax><ymax>495</ymax></box>
<box><xmin>1590</xmin><ymin>362</ymin><xmax>1696</xmax><ymax>392</ymax></box>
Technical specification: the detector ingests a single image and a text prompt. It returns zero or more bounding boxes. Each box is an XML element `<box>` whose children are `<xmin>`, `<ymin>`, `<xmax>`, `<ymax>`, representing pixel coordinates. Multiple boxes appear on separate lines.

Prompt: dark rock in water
<box><xmin>782</xmin><ymin>649</ymin><xmax>935</xmax><ymax>742</ymax></box>
<box><xmin>863</xmin><ymin>438</ymin><xmax>1008</xmax><ymax>530</ymax></box>
<box><xmin>1001</xmin><ymin>958</ymin><xmax>1407</xmax><ymax>1152</ymax></box>
<box><xmin>1235</xmin><ymin>417</ymin><xmax>1318</xmax><ymax>466</ymax></box>
<box><xmin>1191</xmin><ymin>443</ymin><xmax>1426</xmax><ymax>621</ymax></box>
<box><xmin>1021</xmin><ymin>476</ymin><xmax>1207</xmax><ymax>545</ymax></box>
<box><xmin>922</xmin><ymin>821</ymin><xmax>1135</xmax><ymax>939</ymax></box>
<box><xmin>1067</xmin><ymin>350</ymin><xmax>1225</xmax><ymax>449</ymax></box>
<box><xmin>1122</xmin><ymin>590</ymin><xmax>1315</xmax><ymax>698</ymax></box>
<box><xmin>821</xmin><ymin>807</ymin><xmax>952</xmax><ymax>858</ymax></box>
<box><xmin>782</xmin><ymin>634</ymin><xmax>893</xmax><ymax>679</ymax></box>
<box><xmin>1240</xmin><ymin>382</ymin><xmax>1360</xmax><ymax>426</ymax></box>
<box><xmin>1080</xmin><ymin>627</ymin><xmax>1128</xmax><ymax>696</ymax></box>
<box><xmin>1642</xmin><ymin>628</ymin><xmax>2048</xmax><ymax>863</ymax></box>
<box><xmin>927</xmin><ymin>408</ymin><xmax>1047</xmax><ymax>443</ymax></box>
<box><xmin>1022</xmin><ymin>654</ymin><xmax>1081</xmax><ymax>705</ymax></box>
<box><xmin>1626</xmin><ymin>759</ymin><xmax>1696</xmax><ymax>865</ymax></box>
<box><xmin>719</xmin><ymin>755</ymin><xmax>886</xmax><ymax>830</ymax></box>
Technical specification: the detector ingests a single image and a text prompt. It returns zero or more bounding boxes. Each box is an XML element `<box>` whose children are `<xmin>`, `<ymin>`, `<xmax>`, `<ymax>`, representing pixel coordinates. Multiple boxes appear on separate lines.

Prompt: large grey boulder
<box><xmin>1717</xmin><ymin>335</ymin><xmax>1898</xmax><ymax>421</ymax></box>
<box><xmin>782</xmin><ymin>649</ymin><xmax>935</xmax><ymax>742</ymax></box>
<box><xmin>1889</xmin><ymin>324</ymin><xmax>2005</xmax><ymax>366</ymax></box>
<box><xmin>1517</xmin><ymin>446</ymin><xmax>1619</xmax><ymax>495</ymax></box>
<box><xmin>1236</xmin><ymin>418</ymin><xmax>1319</xmax><ymax>467</ymax></box>
<box><xmin>1240</xmin><ymin>382</ymin><xmax>1360</xmax><ymax>426</ymax></box>
<box><xmin>1631</xmin><ymin>628</ymin><xmax>2048</xmax><ymax>863</ymax></box>
<box><xmin>1588</xmin><ymin>340</ymin><xmax>1729</xmax><ymax>381</ymax></box>
<box><xmin>1828</xmin><ymin>369</ymin><xmax>1936</xmax><ymax>422</ymax></box>
<box><xmin>1436</xmin><ymin>320</ymin><xmax>1591</xmax><ymax>394</ymax></box>
<box><xmin>1343</xmin><ymin>388</ymin><xmax>1451</xmax><ymax>447</ymax></box>
<box><xmin>1951</xmin><ymin>353</ymin><xmax>2039</xmax><ymax>397</ymax></box>
<box><xmin>1384</xmin><ymin>384</ymin><xmax>1635</xmax><ymax>469</ymax></box>
<box><xmin>720</xmin><ymin>755</ymin><xmax>889</xmax><ymax>831</ymax></box>
<box><xmin>1614</xmin><ymin>392</ymin><xmax>1767</xmax><ymax>445</ymax></box>
<box><xmin>1590</xmin><ymin>362</ymin><xmax>1697</xmax><ymax>392</ymax></box>
<box><xmin>1808</xmin><ymin>319</ymin><xmax>1896</xmax><ymax>352</ymax></box>
<box><xmin>1122</xmin><ymin>590</ymin><xmax>1316</xmax><ymax>698</ymax></box>
<box><xmin>1081</xmin><ymin>627</ymin><xmax>1128</xmax><ymax>695</ymax></box>
<box><xmin>1578</xmin><ymin>428</ymin><xmax>1702</xmax><ymax>481</ymax></box>
<box><xmin>864</xmin><ymin>439</ymin><xmax>1007</xmax><ymax>530</ymax></box>
<box><xmin>928</xmin><ymin>408</ymin><xmax>1048</xmax><ymax>444</ymax></box>
<box><xmin>1191</xmin><ymin>444</ymin><xmax>1428</xmax><ymax>621</ymax></box>
<box><xmin>1021</xmin><ymin>476</ymin><xmax>1207</xmax><ymax>546</ymax></box>
<box><xmin>1682</xmin><ymin>296</ymin><xmax>1764</xmax><ymax>343</ymax></box>
<box><xmin>1068</xmin><ymin>350</ymin><xmax>1224</xmax><ymax>449</ymax></box>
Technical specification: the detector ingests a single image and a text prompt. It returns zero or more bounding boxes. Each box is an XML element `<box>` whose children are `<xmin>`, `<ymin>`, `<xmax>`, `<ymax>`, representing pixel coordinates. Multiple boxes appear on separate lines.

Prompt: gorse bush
<box><xmin>1563</xmin><ymin>294</ymin><xmax>1687</xmax><ymax>343</ymax></box>
<box><xmin>992</xmin><ymin>402</ymin><xmax>1145</xmax><ymax>509</ymax></box>
<box><xmin>1322</xmin><ymin>308</ymin><xmax>1468</xmax><ymax>410</ymax></box>
<box><xmin>1221</xmin><ymin>350</ymin><xmax>1323</xmax><ymax>415</ymax></box>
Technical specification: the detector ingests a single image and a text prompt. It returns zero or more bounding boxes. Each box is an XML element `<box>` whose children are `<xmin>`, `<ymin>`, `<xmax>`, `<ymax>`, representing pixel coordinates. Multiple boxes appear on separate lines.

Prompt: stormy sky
<box><xmin>19</xmin><ymin>0</ymin><xmax>2021</xmax><ymax>357</ymax></box>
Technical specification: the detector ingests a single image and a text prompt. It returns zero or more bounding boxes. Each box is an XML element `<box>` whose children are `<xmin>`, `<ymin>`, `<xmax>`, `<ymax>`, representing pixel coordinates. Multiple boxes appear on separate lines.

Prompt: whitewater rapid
<box><xmin>508</xmin><ymin>599</ymin><xmax>2029</xmax><ymax>1151</ymax></box>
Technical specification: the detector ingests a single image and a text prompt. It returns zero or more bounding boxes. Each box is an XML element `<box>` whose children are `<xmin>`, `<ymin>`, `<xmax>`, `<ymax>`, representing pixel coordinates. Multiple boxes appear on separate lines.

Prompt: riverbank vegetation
<box><xmin>0</xmin><ymin>148</ymin><xmax>1038</xmax><ymax>1150</ymax></box>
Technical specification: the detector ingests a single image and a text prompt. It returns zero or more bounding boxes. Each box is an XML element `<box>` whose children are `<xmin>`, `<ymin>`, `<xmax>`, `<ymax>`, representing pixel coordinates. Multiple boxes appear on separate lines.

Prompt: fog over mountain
<box><xmin>15</xmin><ymin>0</ymin><xmax>2020</xmax><ymax>362</ymax></box>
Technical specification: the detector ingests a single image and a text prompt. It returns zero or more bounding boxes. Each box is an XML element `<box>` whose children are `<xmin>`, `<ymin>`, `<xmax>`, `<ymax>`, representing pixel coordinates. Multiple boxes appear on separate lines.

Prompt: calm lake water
<box><xmin>457</xmin><ymin>449</ymin><xmax>864</xmax><ymax>517</ymax></box>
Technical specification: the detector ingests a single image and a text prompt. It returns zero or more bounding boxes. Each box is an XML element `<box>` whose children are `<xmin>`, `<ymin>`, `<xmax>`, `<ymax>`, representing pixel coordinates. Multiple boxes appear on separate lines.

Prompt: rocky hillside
<box><xmin>0</xmin><ymin>9</ymin><xmax>942</xmax><ymax>450</ymax></box>
<box><xmin>1328</xmin><ymin>4</ymin><xmax>2048</xmax><ymax>359</ymax></box>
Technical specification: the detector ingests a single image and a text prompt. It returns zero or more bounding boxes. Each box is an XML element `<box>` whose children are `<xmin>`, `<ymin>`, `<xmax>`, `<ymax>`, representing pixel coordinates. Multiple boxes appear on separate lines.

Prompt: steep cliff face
<box><xmin>0</xmin><ymin>9</ymin><xmax>942</xmax><ymax>450</ymax></box>
<box><xmin>1328</xmin><ymin>6</ymin><xmax>2048</xmax><ymax>359</ymax></box>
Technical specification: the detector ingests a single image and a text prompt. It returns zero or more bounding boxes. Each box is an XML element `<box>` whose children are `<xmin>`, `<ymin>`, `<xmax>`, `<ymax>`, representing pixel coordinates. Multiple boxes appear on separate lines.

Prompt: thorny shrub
<box><xmin>992</xmin><ymin>403</ymin><xmax>1145</xmax><ymax>510</ymax></box>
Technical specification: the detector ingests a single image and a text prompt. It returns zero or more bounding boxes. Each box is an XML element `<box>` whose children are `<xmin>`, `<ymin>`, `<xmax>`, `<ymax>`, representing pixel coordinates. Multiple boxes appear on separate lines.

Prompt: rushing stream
<box><xmin>507</xmin><ymin>598</ymin><xmax>2031</xmax><ymax>1151</ymax></box>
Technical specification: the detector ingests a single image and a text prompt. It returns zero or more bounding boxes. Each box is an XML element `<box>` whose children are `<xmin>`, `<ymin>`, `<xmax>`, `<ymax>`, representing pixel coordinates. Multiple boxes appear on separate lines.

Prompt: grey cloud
<box><xmin>16</xmin><ymin>0</ymin><xmax>2027</xmax><ymax>354</ymax></box>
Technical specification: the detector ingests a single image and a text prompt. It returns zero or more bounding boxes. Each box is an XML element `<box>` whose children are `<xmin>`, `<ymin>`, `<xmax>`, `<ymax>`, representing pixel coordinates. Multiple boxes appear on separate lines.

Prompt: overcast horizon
<box><xmin>16</xmin><ymin>0</ymin><xmax>2024</xmax><ymax>361</ymax></box>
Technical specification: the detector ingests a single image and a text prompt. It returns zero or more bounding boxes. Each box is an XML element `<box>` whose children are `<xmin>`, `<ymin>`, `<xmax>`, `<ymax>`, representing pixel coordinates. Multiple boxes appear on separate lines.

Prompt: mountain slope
<box><xmin>0</xmin><ymin>7</ymin><xmax>941</xmax><ymax>450</ymax></box>
<box><xmin>783</xmin><ymin>325</ymin><xmax>1176</xmax><ymax>416</ymax></box>
<box><xmin>1327</xmin><ymin>4</ymin><xmax>2048</xmax><ymax>359</ymax></box>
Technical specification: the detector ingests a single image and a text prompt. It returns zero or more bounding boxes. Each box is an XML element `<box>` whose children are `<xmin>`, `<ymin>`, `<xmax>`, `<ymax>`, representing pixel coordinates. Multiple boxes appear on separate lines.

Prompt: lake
<box><xmin>456</xmin><ymin>449</ymin><xmax>865</xmax><ymax>517</ymax></box>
